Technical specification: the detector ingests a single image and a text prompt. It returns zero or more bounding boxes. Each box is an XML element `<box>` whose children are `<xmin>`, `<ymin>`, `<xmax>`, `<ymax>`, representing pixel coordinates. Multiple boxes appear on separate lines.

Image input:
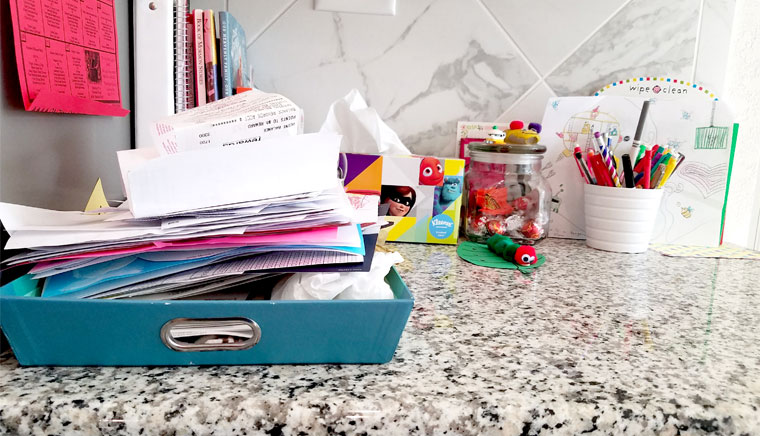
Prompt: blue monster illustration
<box><xmin>433</xmin><ymin>176</ymin><xmax>462</xmax><ymax>216</ymax></box>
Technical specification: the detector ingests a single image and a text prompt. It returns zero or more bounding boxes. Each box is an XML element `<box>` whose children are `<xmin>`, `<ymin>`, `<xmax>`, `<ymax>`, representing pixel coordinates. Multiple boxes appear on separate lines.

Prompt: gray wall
<box><xmin>0</xmin><ymin>0</ymin><xmax>132</xmax><ymax>211</ymax></box>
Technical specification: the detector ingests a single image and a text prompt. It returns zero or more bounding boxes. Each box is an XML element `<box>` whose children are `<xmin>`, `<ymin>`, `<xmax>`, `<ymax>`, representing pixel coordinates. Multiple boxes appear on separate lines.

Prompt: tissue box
<box><xmin>343</xmin><ymin>153</ymin><xmax>465</xmax><ymax>245</ymax></box>
<box><xmin>0</xmin><ymin>268</ymin><xmax>413</xmax><ymax>366</ymax></box>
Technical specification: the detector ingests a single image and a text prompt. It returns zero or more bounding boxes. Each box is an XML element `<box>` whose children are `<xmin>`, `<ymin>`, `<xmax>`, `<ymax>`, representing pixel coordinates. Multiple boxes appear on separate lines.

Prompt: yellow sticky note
<box><xmin>84</xmin><ymin>178</ymin><xmax>109</xmax><ymax>213</ymax></box>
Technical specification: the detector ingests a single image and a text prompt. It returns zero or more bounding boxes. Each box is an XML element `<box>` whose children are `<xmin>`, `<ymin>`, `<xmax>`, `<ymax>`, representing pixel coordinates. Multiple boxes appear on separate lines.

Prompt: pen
<box><xmin>598</xmin><ymin>135</ymin><xmax>621</xmax><ymax>187</ymax></box>
<box><xmin>573</xmin><ymin>146</ymin><xmax>591</xmax><ymax>184</ymax></box>
<box><xmin>630</xmin><ymin>100</ymin><xmax>650</xmax><ymax>158</ymax></box>
<box><xmin>622</xmin><ymin>154</ymin><xmax>634</xmax><ymax>188</ymax></box>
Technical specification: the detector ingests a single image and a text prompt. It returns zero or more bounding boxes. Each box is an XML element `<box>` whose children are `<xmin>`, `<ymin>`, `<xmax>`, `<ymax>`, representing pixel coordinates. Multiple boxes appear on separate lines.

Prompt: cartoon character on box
<box><xmin>419</xmin><ymin>157</ymin><xmax>444</xmax><ymax>186</ymax></box>
<box><xmin>433</xmin><ymin>176</ymin><xmax>462</xmax><ymax>215</ymax></box>
<box><xmin>505</xmin><ymin>120</ymin><xmax>542</xmax><ymax>144</ymax></box>
<box><xmin>381</xmin><ymin>185</ymin><xmax>416</xmax><ymax>217</ymax></box>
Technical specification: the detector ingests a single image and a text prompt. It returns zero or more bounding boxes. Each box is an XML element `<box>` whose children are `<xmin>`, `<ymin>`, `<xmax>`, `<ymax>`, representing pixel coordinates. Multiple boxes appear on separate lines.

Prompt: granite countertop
<box><xmin>1</xmin><ymin>238</ymin><xmax>759</xmax><ymax>435</ymax></box>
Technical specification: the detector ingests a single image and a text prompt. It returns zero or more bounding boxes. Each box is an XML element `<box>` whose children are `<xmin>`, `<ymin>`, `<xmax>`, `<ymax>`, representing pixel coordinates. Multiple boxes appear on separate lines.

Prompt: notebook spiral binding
<box><xmin>174</xmin><ymin>0</ymin><xmax>194</xmax><ymax>112</ymax></box>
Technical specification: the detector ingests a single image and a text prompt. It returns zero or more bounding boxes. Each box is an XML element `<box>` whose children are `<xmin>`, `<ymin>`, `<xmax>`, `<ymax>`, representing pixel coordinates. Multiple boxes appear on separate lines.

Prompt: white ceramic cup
<box><xmin>584</xmin><ymin>184</ymin><xmax>664</xmax><ymax>253</ymax></box>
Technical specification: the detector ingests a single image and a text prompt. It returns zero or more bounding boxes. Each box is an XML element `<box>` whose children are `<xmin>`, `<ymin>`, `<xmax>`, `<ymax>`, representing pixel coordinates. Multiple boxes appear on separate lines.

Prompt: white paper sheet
<box><xmin>125</xmin><ymin>133</ymin><xmax>343</xmax><ymax>218</ymax></box>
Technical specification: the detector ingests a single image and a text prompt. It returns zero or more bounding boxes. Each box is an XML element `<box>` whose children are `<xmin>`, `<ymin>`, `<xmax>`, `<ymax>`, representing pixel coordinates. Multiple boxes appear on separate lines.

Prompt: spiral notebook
<box><xmin>174</xmin><ymin>0</ymin><xmax>194</xmax><ymax>112</ymax></box>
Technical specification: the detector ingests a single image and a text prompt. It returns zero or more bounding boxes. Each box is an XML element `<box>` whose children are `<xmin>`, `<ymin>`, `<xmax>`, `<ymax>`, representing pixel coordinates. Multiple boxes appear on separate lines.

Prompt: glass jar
<box><xmin>463</xmin><ymin>142</ymin><xmax>551</xmax><ymax>245</ymax></box>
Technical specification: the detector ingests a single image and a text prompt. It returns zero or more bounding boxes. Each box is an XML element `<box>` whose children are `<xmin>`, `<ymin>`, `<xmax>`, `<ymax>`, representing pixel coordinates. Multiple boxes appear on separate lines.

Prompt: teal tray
<box><xmin>0</xmin><ymin>268</ymin><xmax>413</xmax><ymax>366</ymax></box>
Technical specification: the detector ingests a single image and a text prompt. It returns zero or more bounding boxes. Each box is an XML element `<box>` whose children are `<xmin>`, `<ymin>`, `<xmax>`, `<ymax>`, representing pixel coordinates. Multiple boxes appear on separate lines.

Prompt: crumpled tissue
<box><xmin>270</xmin><ymin>251</ymin><xmax>404</xmax><ymax>300</ymax></box>
<box><xmin>320</xmin><ymin>89</ymin><xmax>411</xmax><ymax>155</ymax></box>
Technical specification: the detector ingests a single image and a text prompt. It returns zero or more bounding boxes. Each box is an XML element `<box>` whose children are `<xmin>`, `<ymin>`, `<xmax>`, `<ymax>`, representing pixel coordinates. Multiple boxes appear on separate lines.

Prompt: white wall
<box><xmin>722</xmin><ymin>0</ymin><xmax>760</xmax><ymax>248</ymax></box>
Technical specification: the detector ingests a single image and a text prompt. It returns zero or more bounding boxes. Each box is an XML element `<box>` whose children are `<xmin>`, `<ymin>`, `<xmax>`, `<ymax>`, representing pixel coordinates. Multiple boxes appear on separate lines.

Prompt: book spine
<box><xmin>202</xmin><ymin>10</ymin><xmax>217</xmax><ymax>102</ymax></box>
<box><xmin>193</xmin><ymin>10</ymin><xmax>206</xmax><ymax>106</ymax></box>
<box><xmin>219</xmin><ymin>13</ymin><xmax>232</xmax><ymax>98</ymax></box>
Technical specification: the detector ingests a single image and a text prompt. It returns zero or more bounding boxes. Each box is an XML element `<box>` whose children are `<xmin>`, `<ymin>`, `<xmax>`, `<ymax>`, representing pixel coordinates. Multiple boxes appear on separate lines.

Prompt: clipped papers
<box><xmin>150</xmin><ymin>89</ymin><xmax>303</xmax><ymax>154</ymax></box>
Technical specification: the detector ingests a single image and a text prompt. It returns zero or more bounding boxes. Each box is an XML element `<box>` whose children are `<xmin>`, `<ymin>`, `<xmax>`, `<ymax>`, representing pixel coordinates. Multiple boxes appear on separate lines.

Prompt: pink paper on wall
<box><xmin>9</xmin><ymin>0</ymin><xmax>128</xmax><ymax>116</ymax></box>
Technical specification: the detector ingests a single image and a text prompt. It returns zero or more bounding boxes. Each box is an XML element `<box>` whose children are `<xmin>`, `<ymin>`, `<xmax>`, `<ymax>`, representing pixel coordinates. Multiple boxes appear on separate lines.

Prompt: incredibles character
<box><xmin>486</xmin><ymin>234</ymin><xmax>538</xmax><ymax>266</ymax></box>
<box><xmin>419</xmin><ymin>157</ymin><xmax>444</xmax><ymax>186</ymax></box>
<box><xmin>381</xmin><ymin>185</ymin><xmax>416</xmax><ymax>217</ymax></box>
<box><xmin>433</xmin><ymin>176</ymin><xmax>463</xmax><ymax>215</ymax></box>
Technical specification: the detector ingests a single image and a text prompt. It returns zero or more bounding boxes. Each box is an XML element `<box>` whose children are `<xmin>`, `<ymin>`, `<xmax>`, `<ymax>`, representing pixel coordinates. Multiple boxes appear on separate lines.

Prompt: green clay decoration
<box><xmin>457</xmin><ymin>241</ymin><xmax>545</xmax><ymax>272</ymax></box>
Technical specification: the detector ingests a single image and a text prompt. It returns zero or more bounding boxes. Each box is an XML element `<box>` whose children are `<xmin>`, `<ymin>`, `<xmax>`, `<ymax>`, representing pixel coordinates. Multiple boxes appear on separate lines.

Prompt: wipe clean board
<box><xmin>541</xmin><ymin>79</ymin><xmax>736</xmax><ymax>247</ymax></box>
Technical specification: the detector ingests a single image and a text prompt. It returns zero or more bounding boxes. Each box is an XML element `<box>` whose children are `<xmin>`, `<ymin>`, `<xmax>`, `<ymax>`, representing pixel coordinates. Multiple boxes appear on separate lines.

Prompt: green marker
<box><xmin>634</xmin><ymin>144</ymin><xmax>646</xmax><ymax>166</ymax></box>
<box><xmin>651</xmin><ymin>152</ymin><xmax>671</xmax><ymax>178</ymax></box>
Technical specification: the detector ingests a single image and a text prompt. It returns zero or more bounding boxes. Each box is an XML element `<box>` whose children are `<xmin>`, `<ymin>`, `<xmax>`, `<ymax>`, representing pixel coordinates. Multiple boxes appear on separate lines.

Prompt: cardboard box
<box><xmin>343</xmin><ymin>153</ymin><xmax>465</xmax><ymax>245</ymax></box>
<box><xmin>0</xmin><ymin>268</ymin><xmax>413</xmax><ymax>366</ymax></box>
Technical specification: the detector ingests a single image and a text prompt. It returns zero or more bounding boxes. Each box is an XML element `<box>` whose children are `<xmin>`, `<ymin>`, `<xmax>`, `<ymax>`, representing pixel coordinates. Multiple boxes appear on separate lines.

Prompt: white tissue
<box><xmin>320</xmin><ymin>89</ymin><xmax>412</xmax><ymax>155</ymax></box>
<box><xmin>270</xmin><ymin>251</ymin><xmax>404</xmax><ymax>300</ymax></box>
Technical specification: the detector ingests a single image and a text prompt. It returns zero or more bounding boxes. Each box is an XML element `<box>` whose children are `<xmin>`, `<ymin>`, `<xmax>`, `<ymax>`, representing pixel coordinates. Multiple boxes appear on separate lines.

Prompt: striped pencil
<box><xmin>601</xmin><ymin>138</ymin><xmax>621</xmax><ymax>187</ymax></box>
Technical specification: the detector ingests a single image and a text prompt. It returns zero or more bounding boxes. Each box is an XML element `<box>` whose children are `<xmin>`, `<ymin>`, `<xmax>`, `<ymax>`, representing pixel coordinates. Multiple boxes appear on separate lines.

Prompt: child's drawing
<box><xmin>677</xmin><ymin>162</ymin><xmax>728</xmax><ymax>199</ymax></box>
<box><xmin>540</xmin><ymin>95</ymin><xmax>735</xmax><ymax>247</ymax></box>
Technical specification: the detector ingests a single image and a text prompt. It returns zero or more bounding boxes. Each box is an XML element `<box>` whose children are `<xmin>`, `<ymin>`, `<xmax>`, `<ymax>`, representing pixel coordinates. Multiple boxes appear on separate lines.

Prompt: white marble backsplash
<box><xmin>190</xmin><ymin>0</ymin><xmax>736</xmax><ymax>158</ymax></box>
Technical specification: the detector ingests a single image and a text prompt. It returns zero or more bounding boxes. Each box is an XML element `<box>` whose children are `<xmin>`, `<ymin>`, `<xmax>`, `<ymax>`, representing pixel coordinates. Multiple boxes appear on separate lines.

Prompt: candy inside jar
<box><xmin>464</xmin><ymin>141</ymin><xmax>551</xmax><ymax>245</ymax></box>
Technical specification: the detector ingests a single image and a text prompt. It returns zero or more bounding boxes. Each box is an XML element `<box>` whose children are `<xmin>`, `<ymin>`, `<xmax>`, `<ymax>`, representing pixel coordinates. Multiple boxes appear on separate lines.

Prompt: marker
<box><xmin>658</xmin><ymin>156</ymin><xmax>678</xmax><ymax>188</ymax></box>
<box><xmin>630</xmin><ymin>100</ymin><xmax>650</xmax><ymax>158</ymax></box>
<box><xmin>641</xmin><ymin>149</ymin><xmax>652</xmax><ymax>189</ymax></box>
<box><xmin>634</xmin><ymin>144</ymin><xmax>646</xmax><ymax>166</ymax></box>
<box><xmin>592</xmin><ymin>153</ymin><xmax>613</xmax><ymax>187</ymax></box>
<box><xmin>622</xmin><ymin>154</ymin><xmax>635</xmax><ymax>188</ymax></box>
<box><xmin>651</xmin><ymin>163</ymin><xmax>666</xmax><ymax>188</ymax></box>
<box><xmin>594</xmin><ymin>131</ymin><xmax>606</xmax><ymax>152</ymax></box>
<box><xmin>651</xmin><ymin>153</ymin><xmax>671</xmax><ymax>178</ymax></box>
<box><xmin>674</xmin><ymin>152</ymin><xmax>686</xmax><ymax>171</ymax></box>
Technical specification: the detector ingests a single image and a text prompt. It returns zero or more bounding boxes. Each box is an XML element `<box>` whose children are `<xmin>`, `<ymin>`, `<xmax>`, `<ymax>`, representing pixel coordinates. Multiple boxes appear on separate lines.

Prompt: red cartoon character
<box><xmin>419</xmin><ymin>157</ymin><xmax>444</xmax><ymax>186</ymax></box>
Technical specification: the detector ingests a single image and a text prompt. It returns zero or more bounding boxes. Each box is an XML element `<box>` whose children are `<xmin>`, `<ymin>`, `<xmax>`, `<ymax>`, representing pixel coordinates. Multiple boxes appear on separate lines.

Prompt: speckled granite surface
<box><xmin>1</xmin><ymin>239</ymin><xmax>759</xmax><ymax>435</ymax></box>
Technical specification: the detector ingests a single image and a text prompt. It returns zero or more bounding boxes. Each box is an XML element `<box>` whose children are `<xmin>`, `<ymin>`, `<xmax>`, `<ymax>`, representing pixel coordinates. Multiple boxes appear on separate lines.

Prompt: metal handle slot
<box><xmin>160</xmin><ymin>318</ymin><xmax>261</xmax><ymax>352</ymax></box>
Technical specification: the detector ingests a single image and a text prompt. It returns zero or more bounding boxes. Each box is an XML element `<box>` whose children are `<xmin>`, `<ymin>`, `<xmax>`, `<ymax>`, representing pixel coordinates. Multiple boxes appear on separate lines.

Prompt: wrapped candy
<box><xmin>486</xmin><ymin>219</ymin><xmax>507</xmax><ymax>236</ymax></box>
<box><xmin>521</xmin><ymin>220</ymin><xmax>543</xmax><ymax>240</ymax></box>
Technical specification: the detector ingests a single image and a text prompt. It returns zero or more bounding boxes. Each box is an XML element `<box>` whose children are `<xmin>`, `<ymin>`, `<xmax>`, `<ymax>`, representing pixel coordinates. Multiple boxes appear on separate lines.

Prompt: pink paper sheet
<box><xmin>37</xmin><ymin>226</ymin><xmax>342</xmax><ymax>262</ymax></box>
<box><xmin>9</xmin><ymin>0</ymin><xmax>128</xmax><ymax>116</ymax></box>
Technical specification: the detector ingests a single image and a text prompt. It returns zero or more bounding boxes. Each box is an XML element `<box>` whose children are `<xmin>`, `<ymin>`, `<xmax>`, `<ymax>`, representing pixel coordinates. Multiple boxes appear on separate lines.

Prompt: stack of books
<box><xmin>0</xmin><ymin>133</ymin><xmax>379</xmax><ymax>300</ymax></box>
<box><xmin>175</xmin><ymin>0</ymin><xmax>250</xmax><ymax>112</ymax></box>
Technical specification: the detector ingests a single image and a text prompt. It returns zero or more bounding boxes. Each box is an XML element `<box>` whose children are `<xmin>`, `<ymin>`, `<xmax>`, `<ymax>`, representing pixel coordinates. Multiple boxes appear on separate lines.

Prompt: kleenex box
<box><xmin>0</xmin><ymin>268</ymin><xmax>413</xmax><ymax>366</ymax></box>
<box><xmin>343</xmin><ymin>153</ymin><xmax>465</xmax><ymax>245</ymax></box>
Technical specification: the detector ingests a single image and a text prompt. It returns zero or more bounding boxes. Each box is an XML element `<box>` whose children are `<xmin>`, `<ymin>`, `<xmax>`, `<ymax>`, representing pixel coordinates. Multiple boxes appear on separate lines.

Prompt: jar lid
<box><xmin>468</xmin><ymin>141</ymin><xmax>547</xmax><ymax>154</ymax></box>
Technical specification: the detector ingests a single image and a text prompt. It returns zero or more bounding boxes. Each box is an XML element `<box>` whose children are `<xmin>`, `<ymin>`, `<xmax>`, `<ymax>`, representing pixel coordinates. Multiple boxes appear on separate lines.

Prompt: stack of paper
<box><xmin>1</xmin><ymin>133</ymin><xmax>378</xmax><ymax>300</ymax></box>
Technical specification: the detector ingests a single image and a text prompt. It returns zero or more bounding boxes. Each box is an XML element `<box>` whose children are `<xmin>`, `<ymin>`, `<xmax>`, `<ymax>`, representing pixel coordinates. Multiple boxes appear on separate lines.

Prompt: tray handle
<box><xmin>160</xmin><ymin>317</ymin><xmax>261</xmax><ymax>352</ymax></box>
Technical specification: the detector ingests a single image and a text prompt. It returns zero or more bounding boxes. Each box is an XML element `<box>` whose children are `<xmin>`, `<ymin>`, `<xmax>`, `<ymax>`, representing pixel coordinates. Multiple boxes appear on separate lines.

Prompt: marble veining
<box><xmin>248</xmin><ymin>0</ymin><xmax>537</xmax><ymax>157</ymax></box>
<box><xmin>546</xmin><ymin>0</ymin><xmax>699</xmax><ymax>97</ymax></box>
<box><xmin>2</xmin><ymin>239</ymin><xmax>760</xmax><ymax>435</ymax></box>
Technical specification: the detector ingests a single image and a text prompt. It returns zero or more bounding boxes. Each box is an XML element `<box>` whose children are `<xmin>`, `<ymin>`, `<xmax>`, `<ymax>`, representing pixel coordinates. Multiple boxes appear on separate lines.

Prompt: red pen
<box><xmin>573</xmin><ymin>146</ymin><xmax>590</xmax><ymax>183</ymax></box>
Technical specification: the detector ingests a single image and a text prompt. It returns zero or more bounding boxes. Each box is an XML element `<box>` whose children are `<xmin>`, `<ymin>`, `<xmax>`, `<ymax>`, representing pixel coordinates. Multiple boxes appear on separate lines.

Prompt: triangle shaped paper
<box><xmin>84</xmin><ymin>179</ymin><xmax>109</xmax><ymax>213</ymax></box>
<box><xmin>344</xmin><ymin>155</ymin><xmax>383</xmax><ymax>194</ymax></box>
